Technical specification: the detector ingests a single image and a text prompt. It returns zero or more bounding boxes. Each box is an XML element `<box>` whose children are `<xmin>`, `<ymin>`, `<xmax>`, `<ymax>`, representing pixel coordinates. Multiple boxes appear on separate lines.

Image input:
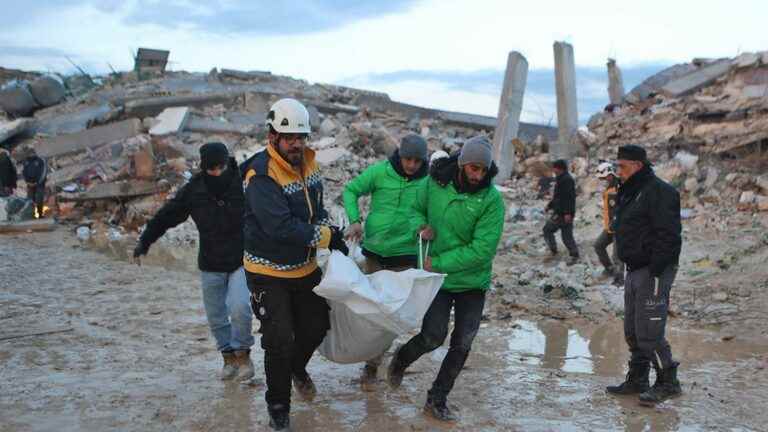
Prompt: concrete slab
<box><xmin>185</xmin><ymin>116</ymin><xmax>255</xmax><ymax>135</ymax></box>
<box><xmin>0</xmin><ymin>118</ymin><xmax>33</xmax><ymax>144</ymax></box>
<box><xmin>62</xmin><ymin>180</ymin><xmax>164</xmax><ymax>201</ymax></box>
<box><xmin>124</xmin><ymin>92</ymin><xmax>240</xmax><ymax>118</ymax></box>
<box><xmin>660</xmin><ymin>61</ymin><xmax>732</xmax><ymax>97</ymax></box>
<box><xmin>149</xmin><ymin>107</ymin><xmax>189</xmax><ymax>136</ymax></box>
<box><xmin>315</xmin><ymin>147</ymin><xmax>350</xmax><ymax>165</ymax></box>
<box><xmin>36</xmin><ymin>119</ymin><xmax>142</xmax><ymax>158</ymax></box>
<box><xmin>492</xmin><ymin>51</ymin><xmax>528</xmax><ymax>183</ymax></box>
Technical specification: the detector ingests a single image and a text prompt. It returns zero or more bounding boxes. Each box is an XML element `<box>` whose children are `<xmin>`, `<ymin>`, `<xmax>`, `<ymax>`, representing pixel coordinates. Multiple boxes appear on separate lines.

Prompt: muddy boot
<box><xmin>543</xmin><ymin>250</ymin><xmax>559</xmax><ymax>263</ymax></box>
<box><xmin>292</xmin><ymin>372</ymin><xmax>317</xmax><ymax>401</ymax></box>
<box><xmin>267</xmin><ymin>404</ymin><xmax>290</xmax><ymax>431</ymax></box>
<box><xmin>606</xmin><ymin>361</ymin><xmax>650</xmax><ymax>395</ymax></box>
<box><xmin>424</xmin><ymin>392</ymin><xmax>457</xmax><ymax>422</ymax></box>
<box><xmin>566</xmin><ymin>255</ymin><xmax>579</xmax><ymax>266</ymax></box>
<box><xmin>234</xmin><ymin>350</ymin><xmax>255</xmax><ymax>382</ymax></box>
<box><xmin>360</xmin><ymin>363</ymin><xmax>378</xmax><ymax>392</ymax></box>
<box><xmin>387</xmin><ymin>345</ymin><xmax>407</xmax><ymax>389</ymax></box>
<box><xmin>221</xmin><ymin>351</ymin><xmax>238</xmax><ymax>381</ymax></box>
<box><xmin>639</xmin><ymin>364</ymin><xmax>682</xmax><ymax>406</ymax></box>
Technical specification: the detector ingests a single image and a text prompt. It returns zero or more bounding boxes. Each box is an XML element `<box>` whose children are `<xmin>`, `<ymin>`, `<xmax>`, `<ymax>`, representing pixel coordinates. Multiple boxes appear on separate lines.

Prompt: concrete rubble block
<box><xmin>315</xmin><ymin>147</ymin><xmax>351</xmax><ymax>165</ymax></box>
<box><xmin>149</xmin><ymin>107</ymin><xmax>189</xmax><ymax>136</ymax></box>
<box><xmin>311</xmin><ymin>137</ymin><xmax>337</xmax><ymax>150</ymax></box>
<box><xmin>62</xmin><ymin>180</ymin><xmax>166</xmax><ymax>202</ymax></box>
<box><xmin>28</xmin><ymin>75</ymin><xmax>66</xmax><ymax>107</ymax></box>
<box><xmin>0</xmin><ymin>118</ymin><xmax>33</xmax><ymax>144</ymax></box>
<box><xmin>320</xmin><ymin>117</ymin><xmax>338</xmax><ymax>136</ymax></box>
<box><xmin>606</xmin><ymin>58</ymin><xmax>625</xmax><ymax>105</ymax></box>
<box><xmin>0</xmin><ymin>218</ymin><xmax>56</xmax><ymax>234</ymax></box>
<box><xmin>219</xmin><ymin>69</ymin><xmax>272</xmax><ymax>81</ymax></box>
<box><xmin>36</xmin><ymin>118</ymin><xmax>142</xmax><ymax>158</ymax></box>
<box><xmin>0</xmin><ymin>81</ymin><xmax>39</xmax><ymax>117</ymax></box>
<box><xmin>124</xmin><ymin>92</ymin><xmax>241</xmax><ymax>118</ymax></box>
<box><xmin>553</xmin><ymin>41</ymin><xmax>579</xmax><ymax>160</ymax></box>
<box><xmin>660</xmin><ymin>61</ymin><xmax>732</xmax><ymax>97</ymax></box>
<box><xmin>492</xmin><ymin>51</ymin><xmax>528</xmax><ymax>184</ymax></box>
<box><xmin>739</xmin><ymin>191</ymin><xmax>756</xmax><ymax>204</ymax></box>
<box><xmin>133</xmin><ymin>140</ymin><xmax>156</xmax><ymax>179</ymax></box>
<box><xmin>743</xmin><ymin>85</ymin><xmax>768</xmax><ymax>99</ymax></box>
<box><xmin>756</xmin><ymin>195</ymin><xmax>768</xmax><ymax>211</ymax></box>
<box><xmin>733</xmin><ymin>52</ymin><xmax>761</xmax><ymax>69</ymax></box>
<box><xmin>184</xmin><ymin>116</ymin><xmax>255</xmax><ymax>135</ymax></box>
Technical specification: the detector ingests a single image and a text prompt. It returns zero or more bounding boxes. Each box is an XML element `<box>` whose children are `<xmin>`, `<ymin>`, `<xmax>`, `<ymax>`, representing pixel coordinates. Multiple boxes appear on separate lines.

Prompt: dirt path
<box><xmin>2</xmin><ymin>230</ymin><xmax>768</xmax><ymax>431</ymax></box>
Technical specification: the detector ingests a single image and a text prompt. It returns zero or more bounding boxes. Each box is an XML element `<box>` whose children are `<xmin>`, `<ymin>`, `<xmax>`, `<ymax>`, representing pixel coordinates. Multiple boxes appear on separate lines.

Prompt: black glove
<box><xmin>329</xmin><ymin>227</ymin><xmax>349</xmax><ymax>256</ymax></box>
<box><xmin>133</xmin><ymin>241</ymin><xmax>149</xmax><ymax>258</ymax></box>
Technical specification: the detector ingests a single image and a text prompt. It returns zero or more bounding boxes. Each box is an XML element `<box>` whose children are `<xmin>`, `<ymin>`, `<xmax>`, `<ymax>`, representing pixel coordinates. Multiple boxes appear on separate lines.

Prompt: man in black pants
<box><xmin>21</xmin><ymin>147</ymin><xmax>47</xmax><ymax>217</ymax></box>
<box><xmin>242</xmin><ymin>98</ymin><xmax>347</xmax><ymax>430</ymax></box>
<box><xmin>543</xmin><ymin>159</ymin><xmax>579</xmax><ymax>265</ymax></box>
<box><xmin>606</xmin><ymin>144</ymin><xmax>683</xmax><ymax>406</ymax></box>
<box><xmin>386</xmin><ymin>136</ymin><xmax>505</xmax><ymax>422</ymax></box>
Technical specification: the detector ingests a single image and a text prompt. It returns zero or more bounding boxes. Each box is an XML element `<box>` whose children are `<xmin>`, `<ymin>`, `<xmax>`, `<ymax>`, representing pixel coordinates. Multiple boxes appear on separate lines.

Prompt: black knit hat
<box><xmin>552</xmin><ymin>159</ymin><xmax>568</xmax><ymax>171</ymax></box>
<box><xmin>200</xmin><ymin>142</ymin><xmax>229</xmax><ymax>170</ymax></box>
<box><xmin>617</xmin><ymin>145</ymin><xmax>648</xmax><ymax>162</ymax></box>
<box><xmin>399</xmin><ymin>133</ymin><xmax>428</xmax><ymax>160</ymax></box>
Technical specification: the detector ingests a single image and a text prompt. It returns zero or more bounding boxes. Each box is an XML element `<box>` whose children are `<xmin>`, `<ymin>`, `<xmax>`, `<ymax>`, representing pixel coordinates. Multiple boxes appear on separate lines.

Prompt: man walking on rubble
<box><xmin>606</xmin><ymin>144</ymin><xmax>683</xmax><ymax>406</ymax></box>
<box><xmin>387</xmin><ymin>135</ymin><xmax>505</xmax><ymax>422</ymax></box>
<box><xmin>543</xmin><ymin>159</ymin><xmax>580</xmax><ymax>265</ymax></box>
<box><xmin>343</xmin><ymin>132</ymin><xmax>429</xmax><ymax>391</ymax></box>
<box><xmin>593</xmin><ymin>162</ymin><xmax>625</xmax><ymax>285</ymax></box>
<box><xmin>0</xmin><ymin>147</ymin><xmax>17</xmax><ymax>197</ymax></box>
<box><xmin>242</xmin><ymin>98</ymin><xmax>348</xmax><ymax>431</ymax></box>
<box><xmin>133</xmin><ymin>142</ymin><xmax>256</xmax><ymax>383</ymax></box>
<box><xmin>21</xmin><ymin>146</ymin><xmax>47</xmax><ymax>217</ymax></box>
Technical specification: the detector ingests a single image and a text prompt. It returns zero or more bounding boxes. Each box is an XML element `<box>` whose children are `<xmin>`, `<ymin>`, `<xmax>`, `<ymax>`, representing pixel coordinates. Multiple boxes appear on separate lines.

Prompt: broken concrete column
<box><xmin>553</xmin><ymin>41</ymin><xmax>579</xmax><ymax>160</ymax></box>
<box><xmin>492</xmin><ymin>51</ymin><xmax>528</xmax><ymax>183</ymax></box>
<box><xmin>606</xmin><ymin>58</ymin><xmax>625</xmax><ymax>105</ymax></box>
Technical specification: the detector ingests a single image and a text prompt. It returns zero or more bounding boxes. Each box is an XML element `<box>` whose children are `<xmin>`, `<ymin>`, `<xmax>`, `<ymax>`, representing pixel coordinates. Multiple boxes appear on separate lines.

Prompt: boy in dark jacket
<box><xmin>21</xmin><ymin>147</ymin><xmax>47</xmax><ymax>217</ymax></box>
<box><xmin>133</xmin><ymin>142</ymin><xmax>255</xmax><ymax>383</ymax></box>
<box><xmin>543</xmin><ymin>159</ymin><xmax>579</xmax><ymax>265</ymax></box>
<box><xmin>0</xmin><ymin>148</ymin><xmax>17</xmax><ymax>197</ymax></box>
<box><xmin>606</xmin><ymin>145</ymin><xmax>683</xmax><ymax>406</ymax></box>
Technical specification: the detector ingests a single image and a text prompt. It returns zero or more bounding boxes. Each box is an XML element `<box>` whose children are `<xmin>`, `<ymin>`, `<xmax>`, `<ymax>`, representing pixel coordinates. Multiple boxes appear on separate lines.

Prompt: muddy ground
<box><xmin>2</xmin><ymin>230</ymin><xmax>768</xmax><ymax>431</ymax></box>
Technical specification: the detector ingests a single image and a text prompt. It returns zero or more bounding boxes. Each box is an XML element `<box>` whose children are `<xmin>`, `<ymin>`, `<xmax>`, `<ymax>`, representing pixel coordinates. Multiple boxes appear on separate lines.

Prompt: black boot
<box><xmin>387</xmin><ymin>345</ymin><xmax>407</xmax><ymax>389</ymax></box>
<box><xmin>267</xmin><ymin>404</ymin><xmax>290</xmax><ymax>431</ymax></box>
<box><xmin>639</xmin><ymin>363</ymin><xmax>682</xmax><ymax>406</ymax></box>
<box><xmin>606</xmin><ymin>361</ymin><xmax>650</xmax><ymax>395</ymax></box>
<box><xmin>292</xmin><ymin>372</ymin><xmax>317</xmax><ymax>401</ymax></box>
<box><xmin>424</xmin><ymin>391</ymin><xmax>457</xmax><ymax>422</ymax></box>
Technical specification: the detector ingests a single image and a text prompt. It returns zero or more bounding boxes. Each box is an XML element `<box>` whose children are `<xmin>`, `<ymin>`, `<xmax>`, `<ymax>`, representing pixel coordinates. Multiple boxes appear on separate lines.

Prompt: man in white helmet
<box><xmin>594</xmin><ymin>161</ymin><xmax>624</xmax><ymax>285</ymax></box>
<box><xmin>242</xmin><ymin>98</ymin><xmax>348</xmax><ymax>431</ymax></box>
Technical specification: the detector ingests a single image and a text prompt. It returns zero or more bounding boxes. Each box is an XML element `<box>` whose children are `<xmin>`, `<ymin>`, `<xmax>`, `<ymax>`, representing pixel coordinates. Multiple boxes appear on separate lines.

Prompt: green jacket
<box><xmin>343</xmin><ymin>156</ymin><xmax>427</xmax><ymax>258</ymax></box>
<box><xmin>412</xmin><ymin>156</ymin><xmax>505</xmax><ymax>292</ymax></box>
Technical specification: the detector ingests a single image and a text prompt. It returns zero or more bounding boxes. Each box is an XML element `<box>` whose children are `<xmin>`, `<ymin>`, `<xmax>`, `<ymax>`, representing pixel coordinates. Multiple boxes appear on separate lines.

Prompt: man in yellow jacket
<box><xmin>593</xmin><ymin>162</ymin><xmax>624</xmax><ymax>285</ymax></box>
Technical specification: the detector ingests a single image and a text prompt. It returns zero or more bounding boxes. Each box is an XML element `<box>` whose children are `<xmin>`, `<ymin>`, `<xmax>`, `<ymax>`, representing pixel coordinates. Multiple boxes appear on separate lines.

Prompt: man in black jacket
<box><xmin>543</xmin><ymin>159</ymin><xmax>579</xmax><ymax>265</ymax></box>
<box><xmin>133</xmin><ymin>142</ymin><xmax>255</xmax><ymax>383</ymax></box>
<box><xmin>0</xmin><ymin>148</ymin><xmax>17</xmax><ymax>197</ymax></box>
<box><xmin>21</xmin><ymin>147</ymin><xmax>47</xmax><ymax>217</ymax></box>
<box><xmin>606</xmin><ymin>145</ymin><xmax>683</xmax><ymax>406</ymax></box>
<box><xmin>242</xmin><ymin>98</ymin><xmax>347</xmax><ymax>431</ymax></box>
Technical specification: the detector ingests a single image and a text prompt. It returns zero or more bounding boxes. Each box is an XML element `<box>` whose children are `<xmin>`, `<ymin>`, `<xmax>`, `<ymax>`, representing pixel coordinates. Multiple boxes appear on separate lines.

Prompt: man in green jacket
<box><xmin>387</xmin><ymin>135</ymin><xmax>505</xmax><ymax>422</ymax></box>
<box><xmin>343</xmin><ymin>133</ymin><xmax>428</xmax><ymax>390</ymax></box>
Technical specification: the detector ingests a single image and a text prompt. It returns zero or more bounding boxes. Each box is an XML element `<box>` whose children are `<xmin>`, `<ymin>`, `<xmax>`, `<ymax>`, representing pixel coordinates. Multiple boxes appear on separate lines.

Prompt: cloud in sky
<box><xmin>1</xmin><ymin>0</ymin><xmax>766</xmax><ymax>123</ymax></box>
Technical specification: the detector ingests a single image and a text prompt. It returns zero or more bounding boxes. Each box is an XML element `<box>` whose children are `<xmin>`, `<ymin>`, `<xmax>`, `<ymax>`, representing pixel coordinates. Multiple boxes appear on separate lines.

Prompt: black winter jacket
<box><xmin>22</xmin><ymin>156</ymin><xmax>47</xmax><ymax>185</ymax></box>
<box><xmin>140</xmin><ymin>158</ymin><xmax>245</xmax><ymax>273</ymax></box>
<box><xmin>0</xmin><ymin>152</ymin><xmax>17</xmax><ymax>189</ymax></box>
<box><xmin>547</xmin><ymin>171</ymin><xmax>576</xmax><ymax>216</ymax></box>
<box><xmin>613</xmin><ymin>166</ymin><xmax>682</xmax><ymax>276</ymax></box>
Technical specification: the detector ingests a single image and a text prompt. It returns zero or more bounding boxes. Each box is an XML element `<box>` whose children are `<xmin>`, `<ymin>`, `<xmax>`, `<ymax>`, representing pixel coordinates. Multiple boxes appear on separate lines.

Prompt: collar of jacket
<box><xmin>388</xmin><ymin>149</ymin><xmax>428</xmax><ymax>181</ymax></box>
<box><xmin>266</xmin><ymin>143</ymin><xmax>318</xmax><ymax>179</ymax></box>
<box><xmin>618</xmin><ymin>165</ymin><xmax>654</xmax><ymax>200</ymax></box>
<box><xmin>429</xmin><ymin>154</ymin><xmax>498</xmax><ymax>193</ymax></box>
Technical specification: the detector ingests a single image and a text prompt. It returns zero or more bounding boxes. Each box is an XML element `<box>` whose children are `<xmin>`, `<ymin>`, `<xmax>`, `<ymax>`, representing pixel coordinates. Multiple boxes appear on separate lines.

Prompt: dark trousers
<box><xmin>624</xmin><ymin>265</ymin><xmax>677</xmax><ymax>370</ymax></box>
<box><xmin>396</xmin><ymin>290</ymin><xmax>486</xmax><ymax>400</ymax></box>
<box><xmin>594</xmin><ymin>230</ymin><xmax>624</xmax><ymax>272</ymax></box>
<box><xmin>26</xmin><ymin>183</ymin><xmax>45</xmax><ymax>216</ymax></box>
<box><xmin>245</xmin><ymin>269</ymin><xmax>329</xmax><ymax>408</ymax></box>
<box><xmin>543</xmin><ymin>216</ymin><xmax>579</xmax><ymax>258</ymax></box>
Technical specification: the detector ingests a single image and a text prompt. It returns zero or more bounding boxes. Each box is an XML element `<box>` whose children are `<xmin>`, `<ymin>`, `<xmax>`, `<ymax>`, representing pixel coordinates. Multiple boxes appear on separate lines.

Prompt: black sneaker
<box><xmin>267</xmin><ymin>404</ymin><xmax>290</xmax><ymax>431</ymax></box>
<box><xmin>639</xmin><ymin>365</ymin><xmax>682</xmax><ymax>406</ymax></box>
<box><xmin>424</xmin><ymin>394</ymin><xmax>457</xmax><ymax>422</ymax></box>
<box><xmin>292</xmin><ymin>372</ymin><xmax>317</xmax><ymax>401</ymax></box>
<box><xmin>607</xmin><ymin>361</ymin><xmax>650</xmax><ymax>395</ymax></box>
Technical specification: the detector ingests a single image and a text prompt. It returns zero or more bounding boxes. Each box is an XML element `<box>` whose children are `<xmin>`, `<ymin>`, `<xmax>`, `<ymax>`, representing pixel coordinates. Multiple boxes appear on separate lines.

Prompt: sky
<box><xmin>2</xmin><ymin>0</ymin><xmax>767</xmax><ymax>125</ymax></box>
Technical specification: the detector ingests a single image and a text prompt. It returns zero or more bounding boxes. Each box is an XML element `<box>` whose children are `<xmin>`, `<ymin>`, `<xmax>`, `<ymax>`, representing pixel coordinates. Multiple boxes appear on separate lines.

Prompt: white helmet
<box><xmin>430</xmin><ymin>150</ymin><xmax>449</xmax><ymax>166</ymax></box>
<box><xmin>596</xmin><ymin>161</ymin><xmax>616</xmax><ymax>179</ymax></box>
<box><xmin>266</xmin><ymin>98</ymin><xmax>311</xmax><ymax>134</ymax></box>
